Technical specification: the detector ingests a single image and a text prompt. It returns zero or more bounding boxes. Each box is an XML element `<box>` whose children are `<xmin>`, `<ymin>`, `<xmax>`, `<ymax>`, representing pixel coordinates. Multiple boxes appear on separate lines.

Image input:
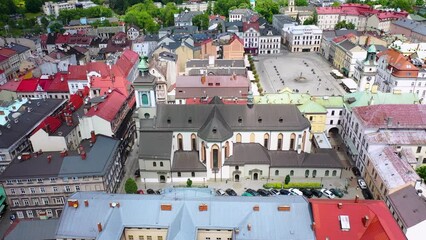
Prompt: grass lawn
<box><xmin>25</xmin><ymin>12</ymin><xmax>43</xmax><ymax>19</ymax></box>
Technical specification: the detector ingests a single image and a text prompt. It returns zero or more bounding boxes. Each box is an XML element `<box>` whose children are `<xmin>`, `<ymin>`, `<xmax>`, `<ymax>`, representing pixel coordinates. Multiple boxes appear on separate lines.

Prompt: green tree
<box><xmin>213</xmin><ymin>0</ymin><xmax>250</xmax><ymax>16</ymax></box>
<box><xmin>416</xmin><ymin>0</ymin><xmax>424</xmax><ymax>6</ymax></box>
<box><xmin>159</xmin><ymin>3</ymin><xmax>180</xmax><ymax>27</ymax></box>
<box><xmin>303</xmin><ymin>17</ymin><xmax>314</xmax><ymax>25</ymax></box>
<box><xmin>285</xmin><ymin>175</ymin><xmax>291</xmax><ymax>185</ymax></box>
<box><xmin>186</xmin><ymin>178</ymin><xmax>193</xmax><ymax>187</ymax></box>
<box><xmin>332</xmin><ymin>1</ymin><xmax>341</xmax><ymax>7</ymax></box>
<box><xmin>40</xmin><ymin>16</ymin><xmax>49</xmax><ymax>28</ymax></box>
<box><xmin>255</xmin><ymin>0</ymin><xmax>279</xmax><ymax>23</ymax></box>
<box><xmin>295</xmin><ymin>0</ymin><xmax>308</xmax><ymax>6</ymax></box>
<box><xmin>335</xmin><ymin>20</ymin><xmax>355</xmax><ymax>30</ymax></box>
<box><xmin>390</xmin><ymin>0</ymin><xmax>414</xmax><ymax>12</ymax></box>
<box><xmin>49</xmin><ymin>22</ymin><xmax>64</xmax><ymax>33</ymax></box>
<box><xmin>125</xmin><ymin>178</ymin><xmax>138</xmax><ymax>194</ymax></box>
<box><xmin>207</xmin><ymin>1</ymin><xmax>213</xmax><ymax>14</ymax></box>
<box><xmin>25</xmin><ymin>0</ymin><xmax>42</xmax><ymax>13</ymax></box>
<box><xmin>416</xmin><ymin>166</ymin><xmax>426</xmax><ymax>182</ymax></box>
<box><xmin>192</xmin><ymin>13</ymin><xmax>209</xmax><ymax>30</ymax></box>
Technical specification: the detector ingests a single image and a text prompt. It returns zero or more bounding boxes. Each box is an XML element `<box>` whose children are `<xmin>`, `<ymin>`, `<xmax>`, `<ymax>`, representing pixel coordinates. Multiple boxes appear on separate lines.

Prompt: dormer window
<box><xmin>212</xmin><ymin>128</ymin><xmax>217</xmax><ymax>134</ymax></box>
<box><xmin>188</xmin><ymin>118</ymin><xmax>192</xmax><ymax>124</ymax></box>
<box><xmin>279</xmin><ymin>118</ymin><xmax>283</xmax><ymax>123</ymax></box>
<box><xmin>167</xmin><ymin>118</ymin><xmax>171</xmax><ymax>124</ymax></box>
<box><xmin>258</xmin><ymin>117</ymin><xmax>262</xmax><ymax>123</ymax></box>
<box><xmin>238</xmin><ymin>117</ymin><xmax>242</xmax><ymax>123</ymax></box>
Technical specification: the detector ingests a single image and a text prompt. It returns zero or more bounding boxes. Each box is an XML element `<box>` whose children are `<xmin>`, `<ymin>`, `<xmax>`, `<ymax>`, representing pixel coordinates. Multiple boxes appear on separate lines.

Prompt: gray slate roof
<box><xmin>186</xmin><ymin>59</ymin><xmax>245</xmax><ymax>68</ymax></box>
<box><xmin>172</xmin><ymin>151</ymin><xmax>206</xmax><ymax>172</ymax></box>
<box><xmin>55</xmin><ymin>191</ymin><xmax>315</xmax><ymax>240</ymax></box>
<box><xmin>387</xmin><ymin>186</ymin><xmax>426</xmax><ymax>228</ymax></box>
<box><xmin>198</xmin><ymin>106</ymin><xmax>233</xmax><ymax>142</ymax></box>
<box><xmin>225</xmin><ymin>144</ymin><xmax>343</xmax><ymax>169</ymax></box>
<box><xmin>141</xmin><ymin>100</ymin><xmax>310</xmax><ymax>140</ymax></box>
<box><xmin>0</xmin><ymin>99</ymin><xmax>65</xmax><ymax>149</ymax></box>
<box><xmin>0</xmin><ymin>135</ymin><xmax>120</xmax><ymax>180</ymax></box>
<box><xmin>338</xmin><ymin>39</ymin><xmax>356</xmax><ymax>51</ymax></box>
<box><xmin>9</xmin><ymin>43</ymin><xmax>30</xmax><ymax>54</ymax></box>
<box><xmin>139</xmin><ymin>131</ymin><xmax>173</xmax><ymax>159</ymax></box>
<box><xmin>5</xmin><ymin>219</ymin><xmax>58</xmax><ymax>240</ymax></box>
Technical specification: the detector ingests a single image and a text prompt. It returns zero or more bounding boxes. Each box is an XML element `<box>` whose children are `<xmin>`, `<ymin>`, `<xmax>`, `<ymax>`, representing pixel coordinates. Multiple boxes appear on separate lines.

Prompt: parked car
<box><xmin>242</xmin><ymin>192</ymin><xmax>253</xmax><ymax>197</ymax></box>
<box><xmin>269</xmin><ymin>189</ymin><xmax>280</xmax><ymax>195</ymax></box>
<box><xmin>311</xmin><ymin>189</ymin><xmax>323</xmax><ymax>198</ymax></box>
<box><xmin>155</xmin><ymin>189</ymin><xmax>162</xmax><ymax>195</ymax></box>
<box><xmin>225</xmin><ymin>188</ymin><xmax>237</xmax><ymax>196</ymax></box>
<box><xmin>362</xmin><ymin>189</ymin><xmax>373</xmax><ymax>200</ymax></box>
<box><xmin>134</xmin><ymin>169</ymin><xmax>140</xmax><ymax>178</ymax></box>
<box><xmin>279</xmin><ymin>189</ymin><xmax>291</xmax><ymax>195</ymax></box>
<box><xmin>321</xmin><ymin>189</ymin><xmax>335</xmax><ymax>199</ymax></box>
<box><xmin>357</xmin><ymin>178</ymin><xmax>367</xmax><ymax>189</ymax></box>
<box><xmin>301</xmin><ymin>189</ymin><xmax>313</xmax><ymax>198</ymax></box>
<box><xmin>330</xmin><ymin>188</ymin><xmax>344</xmax><ymax>198</ymax></box>
<box><xmin>146</xmin><ymin>189</ymin><xmax>155</xmax><ymax>194</ymax></box>
<box><xmin>351</xmin><ymin>167</ymin><xmax>361</xmax><ymax>177</ymax></box>
<box><xmin>136</xmin><ymin>189</ymin><xmax>144</xmax><ymax>194</ymax></box>
<box><xmin>216</xmin><ymin>189</ymin><xmax>226</xmax><ymax>196</ymax></box>
<box><xmin>246</xmin><ymin>188</ymin><xmax>260</xmax><ymax>196</ymax></box>
<box><xmin>257</xmin><ymin>189</ymin><xmax>270</xmax><ymax>196</ymax></box>
<box><xmin>289</xmin><ymin>188</ymin><xmax>303</xmax><ymax>196</ymax></box>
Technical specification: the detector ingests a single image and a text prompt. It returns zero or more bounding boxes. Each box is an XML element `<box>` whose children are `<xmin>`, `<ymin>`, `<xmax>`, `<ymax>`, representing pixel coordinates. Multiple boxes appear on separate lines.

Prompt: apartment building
<box><xmin>259</xmin><ymin>27</ymin><xmax>281</xmax><ymax>55</ymax></box>
<box><xmin>43</xmin><ymin>1</ymin><xmax>97</xmax><ymax>17</ymax></box>
<box><xmin>0</xmin><ymin>48</ymin><xmax>20</xmax><ymax>80</ymax></box>
<box><xmin>390</xmin><ymin>19</ymin><xmax>426</xmax><ymax>43</ymax></box>
<box><xmin>243</xmin><ymin>21</ymin><xmax>260</xmax><ymax>55</ymax></box>
<box><xmin>284</xmin><ymin>25</ymin><xmax>322</xmax><ymax>52</ymax></box>
<box><xmin>55</xmin><ymin>190</ymin><xmax>316</xmax><ymax>240</ymax></box>
<box><xmin>0</xmin><ymin>134</ymin><xmax>123</xmax><ymax>219</ymax></box>
<box><xmin>228</xmin><ymin>8</ymin><xmax>257</xmax><ymax>22</ymax></box>
<box><xmin>333</xmin><ymin>39</ymin><xmax>367</xmax><ymax>77</ymax></box>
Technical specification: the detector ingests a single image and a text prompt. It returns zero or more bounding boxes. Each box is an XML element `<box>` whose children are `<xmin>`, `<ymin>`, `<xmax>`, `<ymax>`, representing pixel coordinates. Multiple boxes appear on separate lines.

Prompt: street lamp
<box><xmin>144</xmin><ymin>178</ymin><xmax>147</xmax><ymax>189</ymax></box>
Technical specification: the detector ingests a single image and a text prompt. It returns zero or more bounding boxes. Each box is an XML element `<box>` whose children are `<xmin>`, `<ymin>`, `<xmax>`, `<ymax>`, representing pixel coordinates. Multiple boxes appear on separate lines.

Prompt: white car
<box><xmin>321</xmin><ymin>189</ymin><xmax>336</xmax><ymax>199</ymax></box>
<box><xmin>357</xmin><ymin>179</ymin><xmax>367</xmax><ymax>189</ymax></box>
<box><xmin>216</xmin><ymin>189</ymin><xmax>226</xmax><ymax>196</ymax></box>
<box><xmin>289</xmin><ymin>188</ymin><xmax>303</xmax><ymax>196</ymax></box>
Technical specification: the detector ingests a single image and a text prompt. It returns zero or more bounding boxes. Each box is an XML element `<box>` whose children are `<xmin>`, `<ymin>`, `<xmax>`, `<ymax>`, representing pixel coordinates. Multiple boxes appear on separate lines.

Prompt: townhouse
<box><xmin>284</xmin><ymin>25</ymin><xmax>323</xmax><ymax>53</ymax></box>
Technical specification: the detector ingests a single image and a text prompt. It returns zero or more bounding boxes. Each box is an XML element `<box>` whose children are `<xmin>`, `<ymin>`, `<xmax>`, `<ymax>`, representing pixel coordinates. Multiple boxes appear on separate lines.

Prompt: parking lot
<box><xmin>255</xmin><ymin>52</ymin><xmax>347</xmax><ymax>96</ymax></box>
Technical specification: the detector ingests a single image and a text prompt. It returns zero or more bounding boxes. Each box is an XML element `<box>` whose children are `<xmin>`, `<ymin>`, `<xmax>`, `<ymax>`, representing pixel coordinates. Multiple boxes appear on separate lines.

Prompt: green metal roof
<box><xmin>311</xmin><ymin>96</ymin><xmax>344</xmax><ymax>108</ymax></box>
<box><xmin>344</xmin><ymin>91</ymin><xmax>420</xmax><ymax>111</ymax></box>
<box><xmin>367</xmin><ymin>44</ymin><xmax>376</xmax><ymax>53</ymax></box>
<box><xmin>137</xmin><ymin>58</ymin><xmax>148</xmax><ymax>70</ymax></box>
<box><xmin>297</xmin><ymin>100</ymin><xmax>327</xmax><ymax>114</ymax></box>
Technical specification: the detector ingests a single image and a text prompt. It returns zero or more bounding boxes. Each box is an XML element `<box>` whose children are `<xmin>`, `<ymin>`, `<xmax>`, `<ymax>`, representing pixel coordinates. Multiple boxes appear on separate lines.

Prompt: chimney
<box><xmin>338</xmin><ymin>203</ymin><xmax>343</xmax><ymax>209</ymax></box>
<box><xmin>277</xmin><ymin>205</ymin><xmax>291</xmax><ymax>211</ymax></box>
<box><xmin>81</xmin><ymin>151</ymin><xmax>87</xmax><ymax>160</ymax></box>
<box><xmin>161</xmin><ymin>204</ymin><xmax>172</xmax><ymax>211</ymax></box>
<box><xmin>253</xmin><ymin>205</ymin><xmax>260</xmax><ymax>211</ymax></box>
<box><xmin>199</xmin><ymin>204</ymin><xmax>208</xmax><ymax>211</ymax></box>
<box><xmin>247</xmin><ymin>224</ymin><xmax>252</xmax><ymax>231</ymax></box>
<box><xmin>97</xmin><ymin>222</ymin><xmax>103</xmax><ymax>232</ymax></box>
<box><xmin>355</xmin><ymin>195</ymin><xmax>359</xmax><ymax>203</ymax></box>
<box><xmin>362</xmin><ymin>215</ymin><xmax>370</xmax><ymax>227</ymax></box>
<box><xmin>47</xmin><ymin>155</ymin><xmax>52</xmax><ymax>164</ymax></box>
<box><xmin>90</xmin><ymin>131</ymin><xmax>96</xmax><ymax>144</ymax></box>
<box><xmin>65</xmin><ymin>113</ymin><xmax>73</xmax><ymax>126</ymax></box>
<box><xmin>312</xmin><ymin>222</ymin><xmax>316</xmax><ymax>232</ymax></box>
<box><xmin>84</xmin><ymin>200</ymin><xmax>89</xmax><ymax>207</ymax></box>
<box><xmin>60</xmin><ymin>149</ymin><xmax>68</xmax><ymax>157</ymax></box>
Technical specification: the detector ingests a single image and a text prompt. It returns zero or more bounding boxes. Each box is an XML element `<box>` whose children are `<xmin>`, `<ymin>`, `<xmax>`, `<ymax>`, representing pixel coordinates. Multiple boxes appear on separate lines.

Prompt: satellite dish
<box><xmin>208</xmin><ymin>23</ymin><xmax>218</xmax><ymax>31</ymax></box>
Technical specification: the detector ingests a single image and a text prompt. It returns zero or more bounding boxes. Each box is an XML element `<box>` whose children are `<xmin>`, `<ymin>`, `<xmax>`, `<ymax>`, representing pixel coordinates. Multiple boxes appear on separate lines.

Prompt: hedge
<box><xmin>263</xmin><ymin>182</ymin><xmax>322</xmax><ymax>189</ymax></box>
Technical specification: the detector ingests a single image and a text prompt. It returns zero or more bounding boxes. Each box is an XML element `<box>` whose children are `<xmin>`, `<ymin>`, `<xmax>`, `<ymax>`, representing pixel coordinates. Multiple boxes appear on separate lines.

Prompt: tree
<box><xmin>416</xmin><ymin>0</ymin><xmax>424</xmax><ymax>6</ymax></box>
<box><xmin>49</xmin><ymin>22</ymin><xmax>65</xmax><ymax>33</ymax></box>
<box><xmin>295</xmin><ymin>0</ymin><xmax>308</xmax><ymax>6</ymax></box>
<box><xmin>335</xmin><ymin>20</ymin><xmax>355</xmax><ymax>30</ymax></box>
<box><xmin>192</xmin><ymin>13</ymin><xmax>209</xmax><ymax>30</ymax></box>
<box><xmin>25</xmin><ymin>0</ymin><xmax>42</xmax><ymax>13</ymax></box>
<box><xmin>159</xmin><ymin>3</ymin><xmax>180</xmax><ymax>27</ymax></box>
<box><xmin>390</xmin><ymin>0</ymin><xmax>414</xmax><ymax>12</ymax></box>
<box><xmin>255</xmin><ymin>0</ymin><xmax>279</xmax><ymax>23</ymax></box>
<box><xmin>186</xmin><ymin>178</ymin><xmax>193</xmax><ymax>187</ymax></box>
<box><xmin>303</xmin><ymin>17</ymin><xmax>314</xmax><ymax>25</ymax></box>
<box><xmin>213</xmin><ymin>0</ymin><xmax>250</xmax><ymax>17</ymax></box>
<box><xmin>332</xmin><ymin>1</ymin><xmax>341</xmax><ymax>7</ymax></box>
<box><xmin>207</xmin><ymin>1</ymin><xmax>213</xmax><ymax>14</ymax></box>
<box><xmin>125</xmin><ymin>178</ymin><xmax>138</xmax><ymax>194</ymax></box>
<box><xmin>416</xmin><ymin>166</ymin><xmax>426</xmax><ymax>182</ymax></box>
<box><xmin>285</xmin><ymin>175</ymin><xmax>291</xmax><ymax>185</ymax></box>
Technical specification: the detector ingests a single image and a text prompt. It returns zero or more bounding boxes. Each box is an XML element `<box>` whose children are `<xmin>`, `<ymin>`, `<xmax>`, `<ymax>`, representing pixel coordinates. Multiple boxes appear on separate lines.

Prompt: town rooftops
<box><xmin>243</xmin><ymin>21</ymin><xmax>259</xmax><ymax>32</ymax></box>
<box><xmin>84</xmin><ymin>89</ymin><xmax>128</xmax><ymax>122</ymax></box>
<box><xmin>0</xmin><ymin>48</ymin><xmax>17</xmax><ymax>57</ymax></box>
<box><xmin>0</xmin><ymin>134</ymin><xmax>120</xmax><ymax>179</ymax></box>
<box><xmin>4</xmin><ymin>219</ymin><xmax>58</xmax><ymax>240</ymax></box>
<box><xmin>369</xmin><ymin>146</ymin><xmax>420</xmax><ymax>190</ymax></box>
<box><xmin>387</xmin><ymin>186</ymin><xmax>426</xmax><ymax>228</ymax></box>
<box><xmin>8</xmin><ymin>43</ymin><xmax>30</xmax><ymax>54</ymax></box>
<box><xmin>0</xmin><ymin>99</ymin><xmax>65</xmax><ymax>149</ymax></box>
<box><xmin>377</xmin><ymin>48</ymin><xmax>418</xmax><ymax>71</ymax></box>
<box><xmin>140</xmin><ymin>99</ymin><xmax>311</xmax><ymax>138</ymax></box>
<box><xmin>55</xmin><ymin>190</ymin><xmax>315</xmax><ymax>240</ymax></box>
<box><xmin>352</xmin><ymin>104</ymin><xmax>426</xmax><ymax>129</ymax></box>
<box><xmin>172</xmin><ymin>151</ymin><xmax>206</xmax><ymax>172</ymax></box>
<box><xmin>343</xmin><ymin>91</ymin><xmax>419</xmax><ymax>111</ymax></box>
<box><xmin>365</xmin><ymin>130</ymin><xmax>426</xmax><ymax>145</ymax></box>
<box><xmin>310</xmin><ymin>199</ymin><xmax>406</xmax><ymax>240</ymax></box>
<box><xmin>186</xmin><ymin>59</ymin><xmax>245</xmax><ymax>68</ymax></box>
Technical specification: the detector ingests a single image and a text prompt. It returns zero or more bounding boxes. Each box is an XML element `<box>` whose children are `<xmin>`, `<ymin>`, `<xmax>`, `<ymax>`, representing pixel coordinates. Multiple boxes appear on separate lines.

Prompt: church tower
<box><xmin>354</xmin><ymin>45</ymin><xmax>378</xmax><ymax>92</ymax></box>
<box><xmin>288</xmin><ymin>0</ymin><xmax>295</xmax><ymax>13</ymax></box>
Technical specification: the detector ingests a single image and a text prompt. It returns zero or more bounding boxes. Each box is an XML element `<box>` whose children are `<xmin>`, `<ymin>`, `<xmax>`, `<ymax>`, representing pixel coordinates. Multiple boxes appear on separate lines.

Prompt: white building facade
<box><xmin>284</xmin><ymin>25</ymin><xmax>323</xmax><ymax>52</ymax></box>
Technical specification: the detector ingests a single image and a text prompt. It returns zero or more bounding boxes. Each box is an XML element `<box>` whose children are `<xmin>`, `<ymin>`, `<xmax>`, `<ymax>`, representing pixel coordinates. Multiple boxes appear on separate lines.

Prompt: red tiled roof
<box><xmin>69</xmin><ymin>87</ymin><xmax>89</xmax><ymax>110</ymax></box>
<box><xmin>113</xmin><ymin>49</ymin><xmax>139</xmax><ymax>77</ymax></box>
<box><xmin>33</xmin><ymin>116</ymin><xmax>62</xmax><ymax>135</ymax></box>
<box><xmin>332</xmin><ymin>33</ymin><xmax>356</xmax><ymax>43</ymax></box>
<box><xmin>0</xmin><ymin>48</ymin><xmax>17</xmax><ymax>57</ymax></box>
<box><xmin>316</xmin><ymin>3</ymin><xmax>408</xmax><ymax>20</ymax></box>
<box><xmin>0</xmin><ymin>69</ymin><xmax>4</xmax><ymax>74</ymax></box>
<box><xmin>230</xmin><ymin>34</ymin><xmax>244</xmax><ymax>45</ymax></box>
<box><xmin>85</xmin><ymin>89</ymin><xmax>127</xmax><ymax>121</ymax></box>
<box><xmin>86</xmin><ymin>62</ymin><xmax>110</xmax><ymax>76</ymax></box>
<box><xmin>67</xmin><ymin>35</ymin><xmax>93</xmax><ymax>45</ymax></box>
<box><xmin>16</xmin><ymin>78</ymin><xmax>39</xmax><ymax>92</ymax></box>
<box><xmin>0</xmin><ymin>79</ymin><xmax>20</xmax><ymax>91</ymax></box>
<box><xmin>209</xmin><ymin>15</ymin><xmax>226</xmax><ymax>20</ymax></box>
<box><xmin>37</xmin><ymin>79</ymin><xmax>53</xmax><ymax>92</ymax></box>
<box><xmin>243</xmin><ymin>21</ymin><xmax>259</xmax><ymax>32</ymax></box>
<box><xmin>0</xmin><ymin>55</ymin><xmax>7</xmax><ymax>63</ymax></box>
<box><xmin>377</xmin><ymin>48</ymin><xmax>417</xmax><ymax>71</ymax></box>
<box><xmin>46</xmin><ymin>73</ymin><xmax>69</xmax><ymax>92</ymax></box>
<box><xmin>68</xmin><ymin>65</ymin><xmax>88</xmax><ymax>80</ymax></box>
<box><xmin>310</xmin><ymin>199</ymin><xmax>406</xmax><ymax>240</ymax></box>
<box><xmin>90</xmin><ymin>74</ymin><xmax>131</xmax><ymax>97</ymax></box>
<box><xmin>353</xmin><ymin>104</ymin><xmax>426</xmax><ymax>129</ymax></box>
<box><xmin>55</xmin><ymin>34</ymin><xmax>71</xmax><ymax>44</ymax></box>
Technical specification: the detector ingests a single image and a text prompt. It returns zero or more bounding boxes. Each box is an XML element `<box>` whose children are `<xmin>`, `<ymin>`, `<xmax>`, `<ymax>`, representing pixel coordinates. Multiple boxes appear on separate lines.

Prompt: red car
<box><xmin>136</xmin><ymin>189</ymin><xmax>144</xmax><ymax>194</ymax></box>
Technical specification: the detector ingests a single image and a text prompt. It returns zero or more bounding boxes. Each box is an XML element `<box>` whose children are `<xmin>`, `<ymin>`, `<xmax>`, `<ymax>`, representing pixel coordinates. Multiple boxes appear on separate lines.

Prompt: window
<box><xmin>49</xmin><ymin>177</ymin><xmax>57</xmax><ymax>182</ymax></box>
<box><xmin>153</xmin><ymin>162</ymin><xmax>157</xmax><ymax>167</ymax></box>
<box><xmin>192</xmin><ymin>172</ymin><xmax>195</xmax><ymax>177</ymax></box>
<box><xmin>72</xmin><ymin>177</ymin><xmax>79</xmax><ymax>181</ymax></box>
<box><xmin>160</xmin><ymin>162</ymin><xmax>163</xmax><ymax>167</ymax></box>
<box><xmin>331</xmin><ymin>110</ymin><xmax>335</xmax><ymax>116</ymax></box>
<box><xmin>40</xmin><ymin>187</ymin><xmax>45</xmax><ymax>193</ymax></box>
<box><xmin>75</xmin><ymin>185</ymin><xmax>81</xmax><ymax>191</ymax></box>
<box><xmin>147</xmin><ymin>236</ymin><xmax>152</xmax><ymax>240</ymax></box>
<box><xmin>250</xmin><ymin>133</ymin><xmax>255</xmax><ymax>143</ymax></box>
<box><xmin>12</xmin><ymin>199</ymin><xmax>20</xmax><ymax>206</ymax></box>
<box><xmin>17</xmin><ymin>179</ymin><xmax>23</xmax><ymax>184</ymax></box>
<box><xmin>417</xmin><ymin>146</ymin><xmax>422</xmax><ymax>153</ymax></box>
<box><xmin>20</xmin><ymin>188</ymin><xmax>26</xmax><ymax>194</ymax></box>
<box><xmin>290</xmin><ymin>170</ymin><xmax>294</xmax><ymax>176</ymax></box>
<box><xmin>325</xmin><ymin>170</ymin><xmax>329</xmax><ymax>176</ymax></box>
<box><xmin>16</xmin><ymin>211</ymin><xmax>24</xmax><ymax>219</ymax></box>
<box><xmin>290</xmin><ymin>133</ymin><xmax>296</xmax><ymax>150</ymax></box>
<box><xmin>46</xmin><ymin>209</ymin><xmax>53</xmax><ymax>216</ymax></box>
<box><xmin>158</xmin><ymin>237</ymin><xmax>163</xmax><ymax>240</ymax></box>
<box><xmin>10</xmin><ymin>188</ymin><xmax>16</xmax><ymax>195</ymax></box>
<box><xmin>191</xmin><ymin>134</ymin><xmax>197</xmax><ymax>150</ymax></box>
<box><xmin>29</xmin><ymin>187</ymin><xmax>36</xmax><ymax>194</ymax></box>
<box><xmin>225</xmin><ymin>141</ymin><xmax>230</xmax><ymax>158</ymax></box>
<box><xmin>32</xmin><ymin>198</ymin><xmax>39</xmax><ymax>206</ymax></box>
<box><xmin>129</xmin><ymin>235</ymin><xmax>134</xmax><ymax>240</ymax></box>
<box><xmin>53</xmin><ymin>186</ymin><xmax>58</xmax><ymax>192</ymax></box>
<box><xmin>6</xmin><ymin>180</ymin><xmax>13</xmax><ymax>185</ymax></box>
<box><xmin>63</xmin><ymin>177</ymin><xmax>69</xmax><ymax>182</ymax></box>
<box><xmin>177</xmin><ymin>172</ymin><xmax>181</xmax><ymax>177</ymax></box>
<box><xmin>236</xmin><ymin>133</ymin><xmax>242</xmax><ymax>143</ymax></box>
<box><xmin>27</xmin><ymin>210</ymin><xmax>34</xmax><ymax>218</ymax></box>
<box><xmin>332</xmin><ymin>170</ymin><xmax>337</xmax><ymax>176</ymax></box>
<box><xmin>277</xmin><ymin>133</ymin><xmax>283</xmax><ymax>150</ymax></box>
<box><xmin>37</xmin><ymin>178</ymin><xmax>43</xmax><ymax>183</ymax></box>
<box><xmin>64</xmin><ymin>186</ymin><xmax>71</xmax><ymax>192</ymax></box>
<box><xmin>139</xmin><ymin>237</ymin><xmax>144</xmax><ymax>240</ymax></box>
<box><xmin>42</xmin><ymin>198</ymin><xmax>49</xmax><ymax>205</ymax></box>
<box><xmin>264</xmin><ymin>133</ymin><xmax>269</xmax><ymax>149</ymax></box>
<box><xmin>275</xmin><ymin>170</ymin><xmax>279</xmax><ymax>176</ymax></box>
<box><xmin>177</xmin><ymin>134</ymin><xmax>183</xmax><ymax>150</ymax></box>
<box><xmin>23</xmin><ymin>199</ymin><xmax>30</xmax><ymax>206</ymax></box>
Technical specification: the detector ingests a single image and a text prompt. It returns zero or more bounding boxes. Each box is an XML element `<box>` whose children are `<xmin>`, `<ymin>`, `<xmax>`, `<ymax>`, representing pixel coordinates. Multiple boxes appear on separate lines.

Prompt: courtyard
<box><xmin>255</xmin><ymin>52</ymin><xmax>347</xmax><ymax>96</ymax></box>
